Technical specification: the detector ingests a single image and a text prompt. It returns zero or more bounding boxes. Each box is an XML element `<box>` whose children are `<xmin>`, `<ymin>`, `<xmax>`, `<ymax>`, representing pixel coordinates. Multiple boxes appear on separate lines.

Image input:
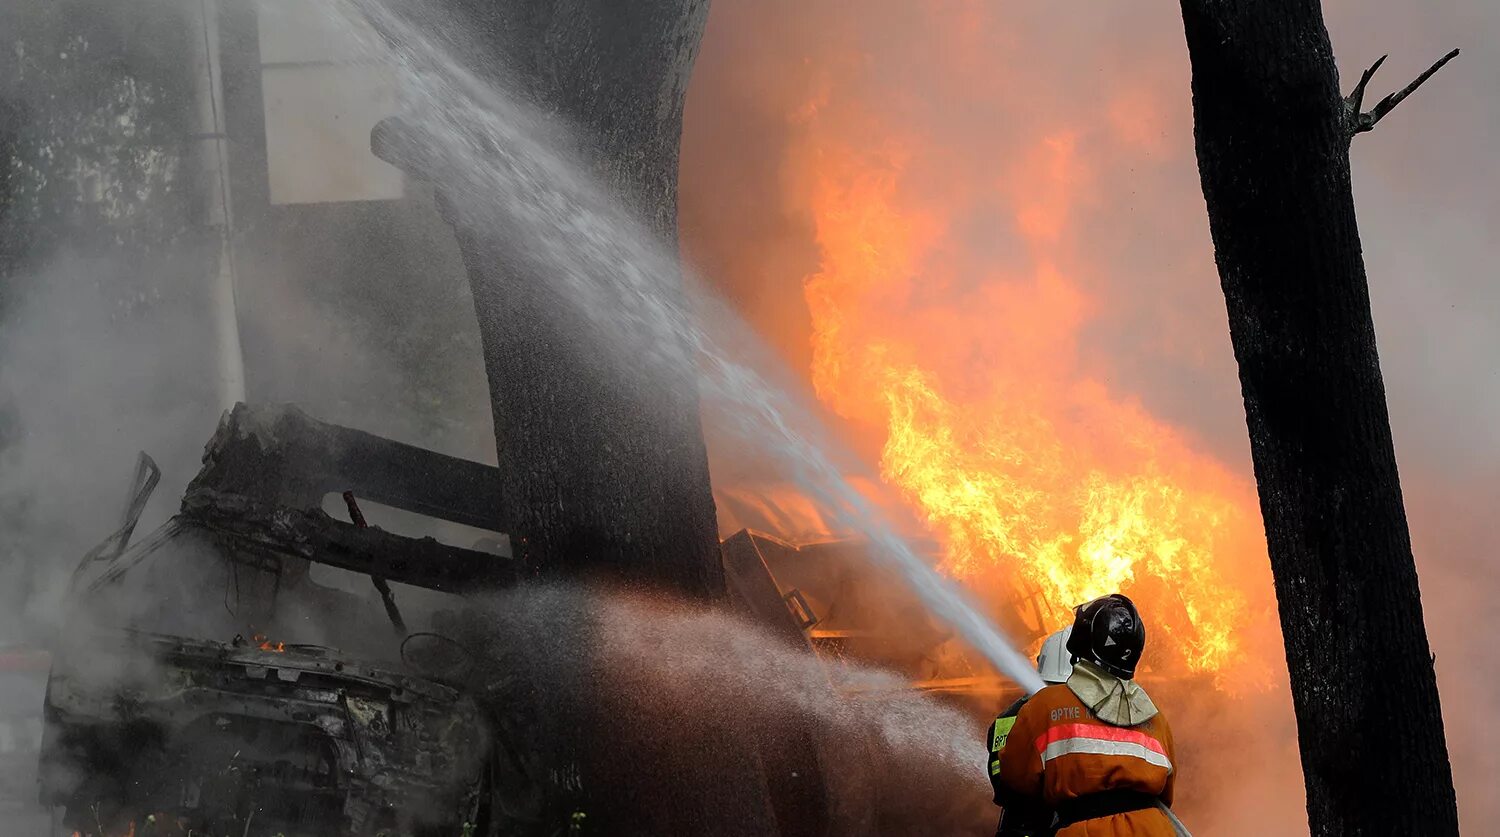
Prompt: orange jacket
<box><xmin>996</xmin><ymin>683</ymin><xmax>1177</xmax><ymax>837</ymax></box>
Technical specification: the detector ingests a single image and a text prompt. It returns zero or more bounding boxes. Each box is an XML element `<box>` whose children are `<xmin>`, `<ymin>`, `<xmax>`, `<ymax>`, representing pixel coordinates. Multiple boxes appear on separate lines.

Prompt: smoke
<box><xmin>0</xmin><ymin>240</ymin><xmax>491</xmax><ymax>835</ymax></box>
<box><xmin>0</xmin><ymin>255</ymin><xmax>494</xmax><ymax>630</ymax></box>
<box><xmin>0</xmin><ymin>256</ymin><xmax>223</xmax><ymax>634</ymax></box>
<box><xmin>0</xmin><ymin>260</ymin><xmax>211</xmax><ymax>831</ymax></box>
<box><xmin>0</xmin><ymin>0</ymin><xmax>495</xmax><ymax>626</ymax></box>
<box><xmin>0</xmin><ymin>5</ymin><xmax>492</xmax><ymax>828</ymax></box>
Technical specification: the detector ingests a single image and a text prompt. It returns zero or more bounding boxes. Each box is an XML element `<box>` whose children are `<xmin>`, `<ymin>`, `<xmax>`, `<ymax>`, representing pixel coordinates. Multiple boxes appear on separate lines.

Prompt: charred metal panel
<box><xmin>45</xmin><ymin>405</ymin><xmax>543</xmax><ymax>835</ymax></box>
<box><xmin>720</xmin><ymin>530</ymin><xmax>816</xmax><ymax>652</ymax></box>
<box><xmin>719</xmin><ymin>531</ymin><xmax>831</xmax><ymax>837</ymax></box>
<box><xmin>188</xmin><ymin>403</ymin><xmax>504</xmax><ymax>532</ymax></box>
<box><xmin>41</xmin><ymin>633</ymin><xmax>488</xmax><ymax>836</ymax></box>
<box><xmin>180</xmin><ymin>403</ymin><xmax>523</xmax><ymax>593</ymax></box>
<box><xmin>184</xmin><ymin>492</ymin><xmax>517</xmax><ymax>594</ymax></box>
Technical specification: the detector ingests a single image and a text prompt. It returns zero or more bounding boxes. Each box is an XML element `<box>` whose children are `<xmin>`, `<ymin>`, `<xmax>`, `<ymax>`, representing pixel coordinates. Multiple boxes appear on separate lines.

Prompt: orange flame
<box><xmin>253</xmin><ymin>634</ymin><xmax>285</xmax><ymax>653</ymax></box>
<box><xmin>794</xmin><ymin>136</ymin><xmax>1263</xmax><ymax>676</ymax></box>
<box><xmin>683</xmin><ymin>0</ymin><xmax>1281</xmax><ymax>683</ymax></box>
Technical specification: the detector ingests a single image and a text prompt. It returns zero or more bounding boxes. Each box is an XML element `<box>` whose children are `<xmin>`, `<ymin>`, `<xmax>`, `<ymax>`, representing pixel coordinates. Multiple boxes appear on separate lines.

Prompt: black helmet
<box><xmin>1065</xmin><ymin>594</ymin><xmax>1146</xmax><ymax>679</ymax></box>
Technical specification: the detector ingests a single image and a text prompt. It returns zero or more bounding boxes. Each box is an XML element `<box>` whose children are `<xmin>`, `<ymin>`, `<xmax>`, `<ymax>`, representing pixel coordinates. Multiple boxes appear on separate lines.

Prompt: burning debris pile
<box><xmin>41</xmin><ymin>405</ymin><xmax>516</xmax><ymax>836</ymax></box>
<box><xmin>31</xmin><ymin>405</ymin><xmax>1007</xmax><ymax>836</ymax></box>
<box><xmin>45</xmin><ymin>633</ymin><xmax>491</xmax><ymax>836</ymax></box>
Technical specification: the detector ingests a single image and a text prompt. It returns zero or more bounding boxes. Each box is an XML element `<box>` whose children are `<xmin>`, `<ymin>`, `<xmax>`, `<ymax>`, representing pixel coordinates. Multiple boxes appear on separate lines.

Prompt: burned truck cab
<box><xmin>40</xmin><ymin>404</ymin><xmax>525</xmax><ymax>836</ymax></box>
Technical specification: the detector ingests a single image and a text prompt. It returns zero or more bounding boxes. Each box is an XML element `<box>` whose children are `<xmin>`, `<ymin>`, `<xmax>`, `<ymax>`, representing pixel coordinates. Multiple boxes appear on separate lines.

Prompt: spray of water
<box><xmin>468</xmin><ymin>583</ymin><xmax>997</xmax><ymax>834</ymax></box>
<box><xmin>337</xmin><ymin>0</ymin><xmax>1047</xmax><ymax>694</ymax></box>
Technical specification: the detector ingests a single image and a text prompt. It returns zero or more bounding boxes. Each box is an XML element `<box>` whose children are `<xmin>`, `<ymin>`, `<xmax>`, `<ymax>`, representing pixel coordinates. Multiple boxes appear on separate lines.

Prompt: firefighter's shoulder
<box><xmin>1015</xmin><ymin>682</ymin><xmax>1090</xmax><ymax>724</ymax></box>
<box><xmin>998</xmin><ymin>694</ymin><xmax>1029</xmax><ymax>719</ymax></box>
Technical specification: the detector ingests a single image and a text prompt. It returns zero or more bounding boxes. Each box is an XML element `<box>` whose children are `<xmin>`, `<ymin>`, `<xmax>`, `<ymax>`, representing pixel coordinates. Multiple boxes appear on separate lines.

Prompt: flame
<box><xmin>71</xmin><ymin>813</ymin><xmax>182</xmax><ymax>837</ymax></box>
<box><xmin>254</xmin><ymin>634</ymin><xmax>285</xmax><ymax>653</ymax></box>
<box><xmin>683</xmin><ymin>0</ymin><xmax>1279</xmax><ymax>682</ymax></box>
<box><xmin>796</xmin><ymin>137</ymin><xmax>1259</xmax><ymax>676</ymax></box>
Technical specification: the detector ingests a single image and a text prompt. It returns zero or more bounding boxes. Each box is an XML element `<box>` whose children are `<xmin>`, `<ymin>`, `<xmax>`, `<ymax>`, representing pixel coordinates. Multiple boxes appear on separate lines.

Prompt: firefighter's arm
<box><xmin>1159</xmin><ymin>714</ymin><xmax>1177</xmax><ymax>807</ymax></box>
<box><xmin>986</xmin><ymin>717</ymin><xmax>1007</xmax><ymax>799</ymax></box>
<box><xmin>996</xmin><ymin>699</ymin><xmax>1044</xmax><ymax>804</ymax></box>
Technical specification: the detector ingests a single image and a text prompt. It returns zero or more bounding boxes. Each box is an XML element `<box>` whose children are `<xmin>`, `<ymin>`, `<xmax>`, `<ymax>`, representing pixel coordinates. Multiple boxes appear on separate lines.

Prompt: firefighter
<box><xmin>987</xmin><ymin>626</ymin><xmax>1073</xmax><ymax>836</ymax></box>
<box><xmin>996</xmin><ymin>594</ymin><xmax>1179</xmax><ymax>836</ymax></box>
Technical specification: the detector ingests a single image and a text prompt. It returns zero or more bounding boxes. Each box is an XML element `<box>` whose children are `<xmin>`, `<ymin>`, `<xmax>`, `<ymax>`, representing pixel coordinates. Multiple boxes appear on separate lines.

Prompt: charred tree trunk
<box><xmin>1177</xmin><ymin>2</ymin><xmax>1460</xmax><ymax>833</ymax></box>
<box><xmin>436</xmin><ymin>0</ymin><xmax>725</xmax><ymax>599</ymax></box>
<box><xmin>371</xmin><ymin>3</ymin><xmax>787</xmax><ymax>834</ymax></box>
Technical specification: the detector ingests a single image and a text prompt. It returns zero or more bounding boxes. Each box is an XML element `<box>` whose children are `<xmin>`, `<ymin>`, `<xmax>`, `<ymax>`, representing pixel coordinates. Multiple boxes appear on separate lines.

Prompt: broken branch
<box><xmin>1346</xmin><ymin>48</ymin><xmax>1460</xmax><ymax>139</ymax></box>
<box><xmin>1345</xmin><ymin>54</ymin><xmax>1387</xmax><ymax>118</ymax></box>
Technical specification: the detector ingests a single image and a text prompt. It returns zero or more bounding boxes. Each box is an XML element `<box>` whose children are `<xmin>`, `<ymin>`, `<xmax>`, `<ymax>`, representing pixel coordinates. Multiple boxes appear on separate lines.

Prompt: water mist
<box><xmin>338</xmin><ymin>0</ymin><xmax>1047</xmax><ymax>694</ymax></box>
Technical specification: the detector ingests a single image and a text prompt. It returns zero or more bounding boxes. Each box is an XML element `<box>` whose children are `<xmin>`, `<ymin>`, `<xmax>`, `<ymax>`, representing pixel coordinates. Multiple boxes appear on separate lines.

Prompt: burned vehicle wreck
<box><xmin>38</xmin><ymin>403</ymin><xmax>866</xmax><ymax>836</ymax></box>
<box><xmin>40</xmin><ymin>404</ymin><xmax>531</xmax><ymax>836</ymax></box>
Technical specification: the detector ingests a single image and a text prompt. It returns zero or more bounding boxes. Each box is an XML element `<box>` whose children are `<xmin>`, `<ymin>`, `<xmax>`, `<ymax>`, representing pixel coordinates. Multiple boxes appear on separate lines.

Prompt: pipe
<box><xmin>189</xmin><ymin>0</ymin><xmax>246</xmax><ymax>409</ymax></box>
<box><xmin>1155</xmin><ymin>800</ymin><xmax>1193</xmax><ymax>837</ymax></box>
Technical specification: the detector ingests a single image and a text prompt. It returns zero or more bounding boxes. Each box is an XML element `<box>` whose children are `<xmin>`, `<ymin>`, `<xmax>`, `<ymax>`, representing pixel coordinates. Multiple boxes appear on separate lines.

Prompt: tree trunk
<box><xmin>370</xmin><ymin>3</ymin><xmax>780</xmax><ymax>834</ymax></box>
<box><xmin>1176</xmin><ymin>2</ymin><xmax>1459</xmax><ymax>833</ymax></box>
<box><xmin>436</xmin><ymin>0</ymin><xmax>726</xmax><ymax>600</ymax></box>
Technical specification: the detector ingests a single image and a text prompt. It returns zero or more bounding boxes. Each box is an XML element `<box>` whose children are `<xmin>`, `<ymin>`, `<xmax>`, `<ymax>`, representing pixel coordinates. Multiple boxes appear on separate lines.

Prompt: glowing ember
<box><xmin>70</xmin><ymin>813</ymin><xmax>180</xmax><ymax>837</ymax></box>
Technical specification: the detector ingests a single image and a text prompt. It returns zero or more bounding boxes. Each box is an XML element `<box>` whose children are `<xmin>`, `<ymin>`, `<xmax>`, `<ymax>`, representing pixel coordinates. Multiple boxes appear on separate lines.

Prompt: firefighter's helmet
<box><xmin>1036</xmin><ymin>627</ymin><xmax>1074</xmax><ymax>684</ymax></box>
<box><xmin>1065</xmin><ymin>594</ymin><xmax>1146</xmax><ymax>679</ymax></box>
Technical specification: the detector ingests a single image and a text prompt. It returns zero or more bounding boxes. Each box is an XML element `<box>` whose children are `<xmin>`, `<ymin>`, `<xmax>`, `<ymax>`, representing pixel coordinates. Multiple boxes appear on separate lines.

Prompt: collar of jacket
<box><xmin>1065</xmin><ymin>660</ymin><xmax>1158</xmax><ymax>727</ymax></box>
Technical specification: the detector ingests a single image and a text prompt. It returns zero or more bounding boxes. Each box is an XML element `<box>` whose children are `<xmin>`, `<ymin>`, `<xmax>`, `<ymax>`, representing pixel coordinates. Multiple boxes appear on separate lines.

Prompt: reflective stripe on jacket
<box><xmin>987</xmin><ymin>696</ymin><xmax>1028</xmax><ymax>797</ymax></box>
<box><xmin>989</xmin><ymin>696</ymin><xmax>1052</xmax><ymax>836</ymax></box>
<box><xmin>996</xmin><ymin>683</ymin><xmax>1177</xmax><ymax>837</ymax></box>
